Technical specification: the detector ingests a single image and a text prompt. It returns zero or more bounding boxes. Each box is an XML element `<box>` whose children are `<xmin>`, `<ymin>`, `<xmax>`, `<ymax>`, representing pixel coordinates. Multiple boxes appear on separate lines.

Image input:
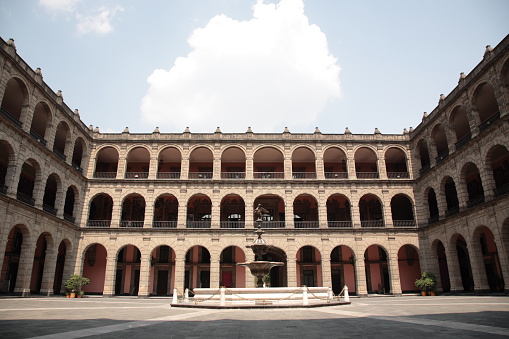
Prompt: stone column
<box><xmin>284</xmin><ymin>156</ymin><xmax>292</xmax><ymax>180</ymax></box>
<box><xmin>287</xmin><ymin>257</ymin><xmax>298</xmax><ymax>287</ymax></box>
<box><xmin>244</xmin><ymin>190</ymin><xmax>254</xmax><ymax>228</ymax></box>
<box><xmin>177</xmin><ymin>201</ymin><xmax>187</xmax><ymax>229</ymax></box>
<box><xmin>102</xmin><ymin>255</ymin><xmax>116</xmax><ymax>297</ymax></box>
<box><xmin>285</xmin><ymin>191</ymin><xmax>294</xmax><ymax>228</ymax></box>
<box><xmin>350</xmin><ymin>189</ymin><xmax>361</xmax><ymax>228</ymax></box>
<box><xmin>210</xmin><ymin>254</ymin><xmax>220</xmax><ymax>288</ymax></box>
<box><xmin>213</xmin><ymin>157</ymin><xmax>221</xmax><ymax>180</ymax></box>
<box><xmin>245</xmin><ymin>156</ymin><xmax>254</xmax><ymax>180</ymax></box>
<box><xmin>378</xmin><ymin>157</ymin><xmax>387</xmax><ymax>180</ymax></box>
<box><xmin>14</xmin><ymin>240</ymin><xmax>36</xmax><ymax>297</ymax></box>
<box><xmin>381</xmin><ymin>189</ymin><xmax>392</xmax><ymax>227</ymax></box>
<box><xmin>388</xmin><ymin>248</ymin><xmax>402</xmax><ymax>296</ymax></box>
<box><xmin>148</xmin><ymin>157</ymin><xmax>157</xmax><ymax>179</ymax></box>
<box><xmin>143</xmin><ymin>189</ymin><xmax>154</xmax><ymax>228</ymax></box>
<box><xmin>110</xmin><ymin>194</ymin><xmax>122</xmax><ymax>228</ymax></box>
<box><xmin>61</xmin><ymin>251</ymin><xmax>76</xmax><ymax>294</ymax></box>
<box><xmin>211</xmin><ymin>188</ymin><xmax>220</xmax><ymax>229</ymax></box>
<box><xmin>354</xmin><ymin>252</ymin><xmax>368</xmax><ymax>297</ymax></box>
<box><xmin>468</xmin><ymin>239</ymin><xmax>490</xmax><ymax>293</ymax></box>
<box><xmin>116</xmin><ymin>157</ymin><xmax>127</xmax><ymax>180</ymax></box>
<box><xmin>180</xmin><ymin>156</ymin><xmax>190</xmax><ymax>180</ymax></box>
<box><xmin>174</xmin><ymin>252</ymin><xmax>186</xmax><ymax>294</ymax></box>
<box><xmin>137</xmin><ymin>254</ymin><xmax>151</xmax><ymax>298</ymax></box>
<box><xmin>321</xmin><ymin>255</ymin><xmax>332</xmax><ymax>288</ymax></box>
<box><xmin>39</xmin><ymin>248</ymin><xmax>57</xmax><ymax>296</ymax></box>
<box><xmin>446</xmin><ymin>244</ymin><xmax>462</xmax><ymax>293</ymax></box>
<box><xmin>315</xmin><ymin>148</ymin><xmax>325</xmax><ymax>180</ymax></box>
<box><xmin>317</xmin><ymin>189</ymin><xmax>328</xmax><ymax>228</ymax></box>
<box><xmin>5</xmin><ymin>162</ymin><xmax>20</xmax><ymax>198</ymax></box>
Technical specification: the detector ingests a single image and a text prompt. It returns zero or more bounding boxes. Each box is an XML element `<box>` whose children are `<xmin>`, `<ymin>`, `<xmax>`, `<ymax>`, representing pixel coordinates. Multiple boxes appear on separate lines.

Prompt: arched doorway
<box><xmin>53</xmin><ymin>240</ymin><xmax>69</xmax><ymax>294</ymax></box>
<box><xmin>455</xmin><ymin>235</ymin><xmax>474</xmax><ymax>292</ymax></box>
<box><xmin>0</xmin><ymin>226</ymin><xmax>25</xmax><ymax>293</ymax></box>
<box><xmin>364</xmin><ymin>245</ymin><xmax>390</xmax><ymax>294</ymax></box>
<box><xmin>397</xmin><ymin>245</ymin><xmax>421</xmax><ymax>293</ymax></box>
<box><xmin>150</xmin><ymin>245</ymin><xmax>175</xmax><ymax>296</ymax></box>
<box><xmin>330</xmin><ymin>246</ymin><xmax>356</xmax><ymax>295</ymax></box>
<box><xmin>115</xmin><ymin>245</ymin><xmax>141</xmax><ymax>296</ymax></box>
<box><xmin>260</xmin><ymin>247</ymin><xmax>287</xmax><ymax>287</ymax></box>
<box><xmin>297</xmin><ymin>246</ymin><xmax>321</xmax><ymax>287</ymax></box>
<box><xmin>220</xmin><ymin>246</ymin><xmax>246</xmax><ymax>288</ymax></box>
<box><xmin>474</xmin><ymin>226</ymin><xmax>504</xmax><ymax>292</ymax></box>
<box><xmin>185</xmin><ymin>246</ymin><xmax>211</xmax><ymax>290</ymax></box>
<box><xmin>435</xmin><ymin>240</ymin><xmax>451</xmax><ymax>292</ymax></box>
<box><xmin>82</xmin><ymin>244</ymin><xmax>107</xmax><ymax>295</ymax></box>
<box><xmin>30</xmin><ymin>232</ymin><xmax>53</xmax><ymax>294</ymax></box>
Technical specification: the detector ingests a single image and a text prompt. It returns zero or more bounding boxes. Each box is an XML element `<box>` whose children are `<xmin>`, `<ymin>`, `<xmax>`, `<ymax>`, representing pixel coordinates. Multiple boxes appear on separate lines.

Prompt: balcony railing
<box><xmin>428</xmin><ymin>215</ymin><xmax>439</xmax><ymax>224</ymax></box>
<box><xmin>328</xmin><ymin>220</ymin><xmax>353</xmax><ymax>228</ymax></box>
<box><xmin>120</xmin><ymin>220</ymin><xmax>144</xmax><ymax>228</ymax></box>
<box><xmin>325</xmin><ymin>172</ymin><xmax>348</xmax><ymax>179</ymax></box>
<box><xmin>445</xmin><ymin>206</ymin><xmax>459</xmax><ymax>217</ymax></box>
<box><xmin>294</xmin><ymin>221</ymin><xmax>319</xmax><ymax>228</ymax></box>
<box><xmin>157</xmin><ymin>172</ymin><xmax>181</xmax><ymax>179</ymax></box>
<box><xmin>221</xmin><ymin>172</ymin><xmax>246</xmax><ymax>179</ymax></box>
<box><xmin>292</xmin><ymin>172</ymin><xmax>317</xmax><ymax>179</ymax></box>
<box><xmin>186</xmin><ymin>221</ymin><xmax>211</xmax><ymax>228</ymax></box>
<box><xmin>435</xmin><ymin>150</ymin><xmax>449</xmax><ymax>164</ymax></box>
<box><xmin>188</xmin><ymin>172</ymin><xmax>213</xmax><ymax>179</ymax></box>
<box><xmin>387</xmin><ymin>172</ymin><xmax>410</xmax><ymax>179</ymax></box>
<box><xmin>356</xmin><ymin>172</ymin><xmax>379</xmax><ymax>179</ymax></box>
<box><xmin>419</xmin><ymin>164</ymin><xmax>430</xmax><ymax>176</ymax></box>
<box><xmin>42</xmin><ymin>204</ymin><xmax>57</xmax><ymax>215</ymax></box>
<box><xmin>254</xmin><ymin>172</ymin><xmax>284</xmax><ymax>179</ymax></box>
<box><xmin>0</xmin><ymin>185</ymin><xmax>7</xmax><ymax>194</ymax></box>
<box><xmin>93</xmin><ymin>172</ymin><xmax>117</xmax><ymax>179</ymax></box>
<box><xmin>87</xmin><ymin>220</ymin><xmax>111</xmax><ymax>227</ymax></box>
<box><xmin>220</xmin><ymin>221</ymin><xmax>245</xmax><ymax>228</ymax></box>
<box><xmin>53</xmin><ymin>148</ymin><xmax>66</xmax><ymax>161</ymax></box>
<box><xmin>29</xmin><ymin>130</ymin><xmax>47</xmax><ymax>146</ymax></box>
<box><xmin>494</xmin><ymin>183</ymin><xmax>509</xmax><ymax>197</ymax></box>
<box><xmin>479</xmin><ymin>111</ymin><xmax>500</xmax><ymax>132</ymax></box>
<box><xmin>361</xmin><ymin>220</ymin><xmax>384</xmax><ymax>227</ymax></box>
<box><xmin>0</xmin><ymin>107</ymin><xmax>22</xmax><ymax>127</ymax></box>
<box><xmin>393</xmin><ymin>220</ymin><xmax>416</xmax><ymax>227</ymax></box>
<box><xmin>258</xmin><ymin>221</ymin><xmax>285</xmax><ymax>228</ymax></box>
<box><xmin>153</xmin><ymin>221</ymin><xmax>177</xmax><ymax>228</ymax></box>
<box><xmin>17</xmin><ymin>192</ymin><xmax>35</xmax><ymax>206</ymax></box>
<box><xmin>125</xmin><ymin>172</ymin><xmax>149</xmax><ymax>179</ymax></box>
<box><xmin>72</xmin><ymin>162</ymin><xmax>83</xmax><ymax>174</ymax></box>
<box><xmin>467</xmin><ymin>195</ymin><xmax>485</xmax><ymax>208</ymax></box>
<box><xmin>63</xmin><ymin>214</ymin><xmax>75</xmax><ymax>223</ymax></box>
<box><xmin>455</xmin><ymin>133</ymin><xmax>471</xmax><ymax>150</ymax></box>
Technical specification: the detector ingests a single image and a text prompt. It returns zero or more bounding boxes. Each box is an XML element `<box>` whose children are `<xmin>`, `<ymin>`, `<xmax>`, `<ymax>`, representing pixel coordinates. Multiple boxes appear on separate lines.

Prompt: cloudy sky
<box><xmin>1</xmin><ymin>0</ymin><xmax>508</xmax><ymax>134</ymax></box>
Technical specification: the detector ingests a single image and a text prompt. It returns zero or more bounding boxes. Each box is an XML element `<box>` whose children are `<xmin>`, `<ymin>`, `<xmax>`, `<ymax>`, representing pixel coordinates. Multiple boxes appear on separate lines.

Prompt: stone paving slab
<box><xmin>0</xmin><ymin>296</ymin><xmax>508</xmax><ymax>338</ymax></box>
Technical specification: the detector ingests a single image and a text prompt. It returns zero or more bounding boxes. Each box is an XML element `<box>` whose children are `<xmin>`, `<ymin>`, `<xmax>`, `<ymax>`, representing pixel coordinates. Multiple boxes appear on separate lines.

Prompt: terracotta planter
<box><xmin>66</xmin><ymin>294</ymin><xmax>70</xmax><ymax>298</ymax></box>
<box><xmin>70</xmin><ymin>293</ymin><xmax>76</xmax><ymax>298</ymax></box>
<box><xmin>421</xmin><ymin>291</ymin><xmax>427</xmax><ymax>296</ymax></box>
<box><xmin>429</xmin><ymin>291</ymin><xmax>436</xmax><ymax>296</ymax></box>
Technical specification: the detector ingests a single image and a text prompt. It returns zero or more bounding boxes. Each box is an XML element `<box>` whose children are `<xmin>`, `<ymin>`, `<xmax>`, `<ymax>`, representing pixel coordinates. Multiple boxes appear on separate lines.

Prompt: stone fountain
<box><xmin>237</xmin><ymin>226</ymin><xmax>284</xmax><ymax>287</ymax></box>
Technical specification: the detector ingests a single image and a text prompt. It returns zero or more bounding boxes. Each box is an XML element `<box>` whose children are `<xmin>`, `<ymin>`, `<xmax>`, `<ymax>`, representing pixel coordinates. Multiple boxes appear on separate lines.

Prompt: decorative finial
<box><xmin>484</xmin><ymin>45</ymin><xmax>493</xmax><ymax>56</ymax></box>
<box><xmin>314</xmin><ymin>127</ymin><xmax>321</xmax><ymax>134</ymax></box>
<box><xmin>74</xmin><ymin>109</ymin><xmax>79</xmax><ymax>117</ymax></box>
<box><xmin>423</xmin><ymin>112</ymin><xmax>428</xmax><ymax>119</ymax></box>
<box><xmin>458</xmin><ymin>72</ymin><xmax>466</xmax><ymax>82</ymax></box>
<box><xmin>6</xmin><ymin>38</ymin><xmax>16</xmax><ymax>49</ymax></box>
<box><xmin>403</xmin><ymin>128</ymin><xmax>408</xmax><ymax>134</ymax></box>
<box><xmin>153</xmin><ymin>127</ymin><xmax>160</xmax><ymax>133</ymax></box>
<box><xmin>215</xmin><ymin>127</ymin><xmax>221</xmax><ymax>133</ymax></box>
<box><xmin>374</xmin><ymin>128</ymin><xmax>381</xmax><ymax>134</ymax></box>
<box><xmin>409</xmin><ymin>127</ymin><xmax>414</xmax><ymax>133</ymax></box>
<box><xmin>283</xmin><ymin>127</ymin><xmax>290</xmax><ymax>133</ymax></box>
<box><xmin>123</xmin><ymin>127</ymin><xmax>129</xmax><ymax>133</ymax></box>
<box><xmin>93</xmin><ymin>126</ymin><xmax>100</xmax><ymax>133</ymax></box>
<box><xmin>246</xmin><ymin>126</ymin><xmax>253</xmax><ymax>133</ymax></box>
<box><xmin>344</xmin><ymin>127</ymin><xmax>351</xmax><ymax>134</ymax></box>
<box><xmin>89</xmin><ymin>125</ymin><xmax>93</xmax><ymax>131</ymax></box>
<box><xmin>439</xmin><ymin>94</ymin><xmax>445</xmax><ymax>103</ymax></box>
<box><xmin>184</xmin><ymin>127</ymin><xmax>190</xmax><ymax>133</ymax></box>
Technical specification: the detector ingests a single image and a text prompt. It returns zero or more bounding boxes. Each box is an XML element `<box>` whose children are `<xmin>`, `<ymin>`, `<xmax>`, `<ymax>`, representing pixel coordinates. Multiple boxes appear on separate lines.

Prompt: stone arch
<box><xmin>150</xmin><ymin>245</ymin><xmax>176</xmax><ymax>295</ymax></box>
<box><xmin>472</xmin><ymin>82</ymin><xmax>500</xmax><ymax>128</ymax></box>
<box><xmin>448</xmin><ymin>105</ymin><xmax>471</xmax><ymax>148</ymax></box>
<box><xmin>30</xmin><ymin>232</ymin><xmax>54</xmax><ymax>294</ymax></box>
<box><xmin>220</xmin><ymin>194</ymin><xmax>245</xmax><ymax>228</ymax></box>
<box><xmin>293</xmin><ymin>194</ymin><xmax>318</xmax><ymax>228</ymax></box>
<box><xmin>220</xmin><ymin>146</ymin><xmax>246</xmax><ymax>179</ymax></box>
<box><xmin>0</xmin><ymin>139</ymin><xmax>16</xmax><ymax>190</ymax></box>
<box><xmin>42</xmin><ymin>173</ymin><xmax>61</xmax><ymax>215</ymax></box>
<box><xmin>185</xmin><ymin>245</ymin><xmax>211</xmax><ymax>289</ymax></box>
<box><xmin>431</xmin><ymin>239</ymin><xmax>450</xmax><ymax>293</ymax></box>
<box><xmin>1</xmin><ymin>76</ymin><xmax>30</xmax><ymax>123</ymax></box>
<box><xmin>93</xmin><ymin>146</ymin><xmax>119</xmax><ymax>178</ymax></box>
<box><xmin>397</xmin><ymin>244</ymin><xmax>421</xmax><ymax>293</ymax></box>
<box><xmin>384</xmin><ymin>146</ymin><xmax>409</xmax><ymax>178</ymax></box>
<box><xmin>253</xmin><ymin>194</ymin><xmax>285</xmax><ymax>228</ymax></box>
<box><xmin>125</xmin><ymin>146</ymin><xmax>151</xmax><ymax>179</ymax></box>
<box><xmin>416</xmin><ymin>138</ymin><xmax>431</xmax><ymax>172</ymax></box>
<box><xmin>460</xmin><ymin>162</ymin><xmax>485</xmax><ymax>208</ymax></box>
<box><xmin>220</xmin><ymin>246</ymin><xmax>246</xmax><ymax>288</ymax></box>
<box><xmin>186</xmin><ymin>194</ymin><xmax>212</xmax><ymax>228</ymax></box>
<box><xmin>87</xmin><ymin>193</ymin><xmax>114</xmax><ymax>227</ymax></box>
<box><xmin>359</xmin><ymin>193</ymin><xmax>384</xmax><ymax>227</ymax></box>
<box><xmin>29</xmin><ymin>101</ymin><xmax>52</xmax><ymax>144</ymax></box>
<box><xmin>189</xmin><ymin>146</ymin><xmax>214</xmax><ymax>179</ymax></box>
<box><xmin>330</xmin><ymin>245</ymin><xmax>356</xmax><ymax>295</ymax></box>
<box><xmin>486</xmin><ymin>144</ymin><xmax>509</xmax><ymax>196</ymax></box>
<box><xmin>431</xmin><ymin>123</ymin><xmax>449</xmax><ymax>162</ymax></box>
<box><xmin>0</xmin><ymin>224</ymin><xmax>30</xmax><ymax>293</ymax></box>
<box><xmin>390</xmin><ymin>193</ymin><xmax>415</xmax><ymax>227</ymax></box>
<box><xmin>364</xmin><ymin>244</ymin><xmax>390</xmax><ymax>294</ymax></box>
<box><xmin>115</xmin><ymin>244</ymin><xmax>141</xmax><ymax>296</ymax></box>
<box><xmin>253</xmin><ymin>146</ymin><xmax>285</xmax><ymax>179</ymax></box>
<box><xmin>53</xmin><ymin>238</ymin><xmax>72</xmax><ymax>294</ymax></box>
<box><xmin>450</xmin><ymin>233</ymin><xmax>474</xmax><ymax>292</ymax></box>
<box><xmin>53</xmin><ymin>120</ymin><xmax>71</xmax><ymax>159</ymax></box>
<box><xmin>71</xmin><ymin>137</ymin><xmax>87</xmax><ymax>172</ymax></box>
<box><xmin>120</xmin><ymin>193</ymin><xmax>146</xmax><ymax>228</ymax></box>
<box><xmin>472</xmin><ymin>226</ymin><xmax>504</xmax><ymax>292</ymax></box>
<box><xmin>153</xmin><ymin>193</ymin><xmax>179</xmax><ymax>228</ymax></box>
<box><xmin>81</xmin><ymin>243</ymin><xmax>108</xmax><ymax>294</ymax></box>
<box><xmin>260</xmin><ymin>246</ymin><xmax>287</xmax><ymax>287</ymax></box>
<box><xmin>296</xmin><ymin>245</ymin><xmax>322</xmax><ymax>287</ymax></box>
<box><xmin>326</xmin><ymin>194</ymin><xmax>352</xmax><ymax>227</ymax></box>
<box><xmin>354</xmin><ymin>147</ymin><xmax>378</xmax><ymax>178</ymax></box>
<box><xmin>16</xmin><ymin>158</ymin><xmax>42</xmax><ymax>206</ymax></box>
<box><xmin>157</xmin><ymin>146</ymin><xmax>182</xmax><ymax>179</ymax></box>
<box><xmin>291</xmin><ymin>146</ymin><xmax>317</xmax><ymax>179</ymax></box>
<box><xmin>323</xmin><ymin>146</ymin><xmax>348</xmax><ymax>178</ymax></box>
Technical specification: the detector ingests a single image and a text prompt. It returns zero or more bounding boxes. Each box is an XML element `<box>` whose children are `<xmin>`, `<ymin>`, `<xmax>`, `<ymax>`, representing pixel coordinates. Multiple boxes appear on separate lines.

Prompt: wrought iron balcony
<box><xmin>494</xmin><ymin>183</ymin><xmax>509</xmax><ymax>197</ymax></box>
<box><xmin>125</xmin><ymin>172</ymin><xmax>149</xmax><ymax>179</ymax></box>
<box><xmin>467</xmin><ymin>195</ymin><xmax>485</xmax><ymax>208</ymax></box>
<box><xmin>356</xmin><ymin>172</ymin><xmax>379</xmax><ymax>179</ymax></box>
<box><xmin>87</xmin><ymin>220</ymin><xmax>111</xmax><ymax>227</ymax></box>
<box><xmin>325</xmin><ymin>172</ymin><xmax>348</xmax><ymax>179</ymax></box>
<box><xmin>220</xmin><ymin>221</ymin><xmax>245</xmax><ymax>228</ymax></box>
<box><xmin>294</xmin><ymin>221</ymin><xmax>319</xmax><ymax>228</ymax></box>
<box><xmin>72</xmin><ymin>162</ymin><xmax>83</xmax><ymax>174</ymax></box>
<box><xmin>258</xmin><ymin>221</ymin><xmax>285</xmax><ymax>228</ymax></box>
<box><xmin>0</xmin><ymin>185</ymin><xmax>7</xmax><ymax>194</ymax></box>
<box><xmin>253</xmin><ymin>172</ymin><xmax>284</xmax><ymax>179</ymax></box>
<box><xmin>360</xmin><ymin>220</ymin><xmax>384</xmax><ymax>227</ymax></box>
<box><xmin>43</xmin><ymin>204</ymin><xmax>57</xmax><ymax>215</ymax></box>
<box><xmin>63</xmin><ymin>214</ymin><xmax>75</xmax><ymax>223</ymax></box>
<box><xmin>157</xmin><ymin>172</ymin><xmax>181</xmax><ymax>179</ymax></box>
<box><xmin>153</xmin><ymin>221</ymin><xmax>177</xmax><ymax>228</ymax></box>
<box><xmin>0</xmin><ymin>107</ymin><xmax>22</xmax><ymax>127</ymax></box>
<box><xmin>454</xmin><ymin>133</ymin><xmax>471</xmax><ymax>150</ymax></box>
<box><xmin>93</xmin><ymin>172</ymin><xmax>117</xmax><ymax>179</ymax></box>
<box><xmin>16</xmin><ymin>192</ymin><xmax>35</xmax><ymax>206</ymax></box>
<box><xmin>435</xmin><ymin>151</ymin><xmax>449</xmax><ymax>164</ymax></box>
<box><xmin>188</xmin><ymin>172</ymin><xmax>213</xmax><ymax>179</ymax></box>
<box><xmin>186</xmin><ymin>220</ymin><xmax>211</xmax><ymax>228</ymax></box>
<box><xmin>387</xmin><ymin>172</ymin><xmax>410</xmax><ymax>179</ymax></box>
<box><xmin>419</xmin><ymin>164</ymin><xmax>431</xmax><ymax>176</ymax></box>
<box><xmin>328</xmin><ymin>221</ymin><xmax>353</xmax><ymax>228</ymax></box>
<box><xmin>428</xmin><ymin>215</ymin><xmax>439</xmax><ymax>224</ymax></box>
<box><xmin>221</xmin><ymin>172</ymin><xmax>245</xmax><ymax>179</ymax></box>
<box><xmin>53</xmin><ymin>148</ymin><xmax>66</xmax><ymax>161</ymax></box>
<box><xmin>479</xmin><ymin>111</ymin><xmax>500</xmax><ymax>132</ymax></box>
<box><xmin>393</xmin><ymin>220</ymin><xmax>416</xmax><ymax>227</ymax></box>
<box><xmin>120</xmin><ymin>220</ymin><xmax>144</xmax><ymax>228</ymax></box>
<box><xmin>292</xmin><ymin>172</ymin><xmax>317</xmax><ymax>179</ymax></box>
<box><xmin>445</xmin><ymin>206</ymin><xmax>459</xmax><ymax>217</ymax></box>
<box><xmin>29</xmin><ymin>130</ymin><xmax>47</xmax><ymax>146</ymax></box>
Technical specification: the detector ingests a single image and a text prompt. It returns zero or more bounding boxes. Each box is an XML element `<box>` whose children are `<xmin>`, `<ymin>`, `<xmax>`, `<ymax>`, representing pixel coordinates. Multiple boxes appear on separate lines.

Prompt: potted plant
<box><xmin>64</xmin><ymin>274</ymin><xmax>90</xmax><ymax>298</ymax></box>
<box><xmin>415</xmin><ymin>272</ymin><xmax>437</xmax><ymax>296</ymax></box>
<box><xmin>262</xmin><ymin>274</ymin><xmax>271</xmax><ymax>287</ymax></box>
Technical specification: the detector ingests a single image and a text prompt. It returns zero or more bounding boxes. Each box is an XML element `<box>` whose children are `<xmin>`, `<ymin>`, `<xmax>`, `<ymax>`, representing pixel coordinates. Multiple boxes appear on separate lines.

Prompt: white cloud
<box><xmin>141</xmin><ymin>0</ymin><xmax>340</xmax><ymax>133</ymax></box>
<box><xmin>39</xmin><ymin>0</ymin><xmax>79</xmax><ymax>13</ymax></box>
<box><xmin>76</xmin><ymin>5</ymin><xmax>124</xmax><ymax>35</ymax></box>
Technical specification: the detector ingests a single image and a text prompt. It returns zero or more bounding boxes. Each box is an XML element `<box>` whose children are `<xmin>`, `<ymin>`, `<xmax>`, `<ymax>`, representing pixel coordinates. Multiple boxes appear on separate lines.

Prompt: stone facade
<box><xmin>0</xmin><ymin>36</ymin><xmax>508</xmax><ymax>298</ymax></box>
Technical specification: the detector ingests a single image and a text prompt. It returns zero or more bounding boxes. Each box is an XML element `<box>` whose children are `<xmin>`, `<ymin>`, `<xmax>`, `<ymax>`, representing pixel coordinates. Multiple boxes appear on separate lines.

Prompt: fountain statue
<box><xmin>237</xmin><ymin>204</ymin><xmax>284</xmax><ymax>287</ymax></box>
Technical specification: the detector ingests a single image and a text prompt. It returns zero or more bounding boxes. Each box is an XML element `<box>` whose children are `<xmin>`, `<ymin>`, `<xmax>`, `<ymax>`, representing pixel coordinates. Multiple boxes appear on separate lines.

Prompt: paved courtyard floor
<box><xmin>0</xmin><ymin>295</ymin><xmax>508</xmax><ymax>338</ymax></box>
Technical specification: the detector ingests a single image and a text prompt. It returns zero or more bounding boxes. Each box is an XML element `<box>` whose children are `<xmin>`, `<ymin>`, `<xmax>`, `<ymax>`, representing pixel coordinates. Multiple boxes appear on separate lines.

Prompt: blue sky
<box><xmin>1</xmin><ymin>0</ymin><xmax>508</xmax><ymax>134</ymax></box>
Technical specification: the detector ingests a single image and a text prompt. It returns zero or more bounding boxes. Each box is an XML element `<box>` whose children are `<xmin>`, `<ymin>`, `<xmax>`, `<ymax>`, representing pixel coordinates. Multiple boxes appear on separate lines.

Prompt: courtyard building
<box><xmin>0</xmin><ymin>35</ymin><xmax>508</xmax><ymax>297</ymax></box>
